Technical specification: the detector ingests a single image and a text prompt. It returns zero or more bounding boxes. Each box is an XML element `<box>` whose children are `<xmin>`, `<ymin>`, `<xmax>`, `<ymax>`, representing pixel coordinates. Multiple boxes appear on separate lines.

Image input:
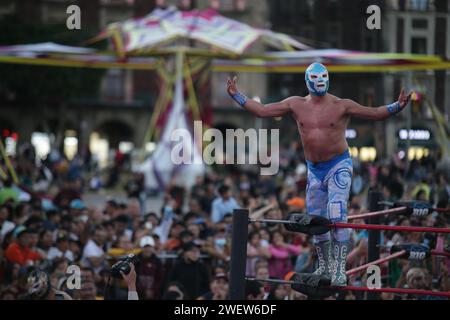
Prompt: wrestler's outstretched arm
<box><xmin>344</xmin><ymin>88</ymin><xmax>412</xmax><ymax>120</ymax></box>
<box><xmin>226</xmin><ymin>76</ymin><xmax>293</xmax><ymax>118</ymax></box>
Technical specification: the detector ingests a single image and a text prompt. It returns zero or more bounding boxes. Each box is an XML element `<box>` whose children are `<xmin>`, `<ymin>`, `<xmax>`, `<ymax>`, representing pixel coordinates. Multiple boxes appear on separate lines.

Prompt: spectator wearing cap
<box><xmin>47</xmin><ymin>232</ymin><xmax>75</xmax><ymax>262</ymax></box>
<box><xmin>286</xmin><ymin>197</ymin><xmax>306</xmax><ymax>212</ymax></box>
<box><xmin>211</xmin><ymin>185</ymin><xmax>240</xmax><ymax>224</ymax></box>
<box><xmin>134</xmin><ymin>236</ymin><xmax>164</xmax><ymax>300</ymax></box>
<box><xmin>4</xmin><ymin>226</ymin><xmax>42</xmax><ymax>266</ymax></box>
<box><xmin>167</xmin><ymin>242</ymin><xmax>210</xmax><ymax>299</ymax></box>
<box><xmin>69</xmin><ymin>199</ymin><xmax>87</xmax><ymax>218</ymax></box>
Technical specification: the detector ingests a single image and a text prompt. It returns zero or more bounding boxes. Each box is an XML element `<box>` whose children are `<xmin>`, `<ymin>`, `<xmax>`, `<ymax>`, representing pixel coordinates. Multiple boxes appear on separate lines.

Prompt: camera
<box><xmin>110</xmin><ymin>254</ymin><xmax>139</xmax><ymax>279</ymax></box>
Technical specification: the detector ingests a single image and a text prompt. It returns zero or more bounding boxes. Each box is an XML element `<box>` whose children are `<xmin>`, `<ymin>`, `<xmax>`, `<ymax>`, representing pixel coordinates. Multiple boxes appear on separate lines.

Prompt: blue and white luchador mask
<box><xmin>305</xmin><ymin>62</ymin><xmax>329</xmax><ymax>96</ymax></box>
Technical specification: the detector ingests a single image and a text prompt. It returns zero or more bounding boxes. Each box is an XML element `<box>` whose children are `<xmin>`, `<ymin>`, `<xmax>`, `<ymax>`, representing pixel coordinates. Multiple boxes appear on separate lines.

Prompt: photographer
<box><xmin>120</xmin><ymin>263</ymin><xmax>138</xmax><ymax>300</ymax></box>
<box><xmin>106</xmin><ymin>254</ymin><xmax>139</xmax><ymax>300</ymax></box>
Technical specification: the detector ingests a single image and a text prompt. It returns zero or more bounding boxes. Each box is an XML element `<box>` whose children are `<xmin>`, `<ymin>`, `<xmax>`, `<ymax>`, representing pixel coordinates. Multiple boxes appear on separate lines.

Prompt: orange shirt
<box><xmin>5</xmin><ymin>242</ymin><xmax>42</xmax><ymax>266</ymax></box>
<box><xmin>163</xmin><ymin>238</ymin><xmax>181</xmax><ymax>251</ymax></box>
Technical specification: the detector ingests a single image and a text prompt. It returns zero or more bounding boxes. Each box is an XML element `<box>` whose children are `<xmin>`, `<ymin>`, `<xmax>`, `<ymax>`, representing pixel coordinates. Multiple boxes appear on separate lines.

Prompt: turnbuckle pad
<box><xmin>284</xmin><ymin>213</ymin><xmax>331</xmax><ymax>236</ymax></box>
<box><xmin>289</xmin><ymin>273</ymin><xmax>334</xmax><ymax>298</ymax></box>
<box><xmin>390</xmin><ymin>243</ymin><xmax>430</xmax><ymax>260</ymax></box>
<box><xmin>394</xmin><ymin>201</ymin><xmax>432</xmax><ymax>217</ymax></box>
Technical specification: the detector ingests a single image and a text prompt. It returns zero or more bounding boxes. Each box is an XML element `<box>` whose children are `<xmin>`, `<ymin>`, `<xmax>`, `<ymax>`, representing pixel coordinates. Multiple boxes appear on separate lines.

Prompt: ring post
<box><xmin>367</xmin><ymin>191</ymin><xmax>383</xmax><ymax>300</ymax></box>
<box><xmin>229</xmin><ymin>208</ymin><xmax>249</xmax><ymax>300</ymax></box>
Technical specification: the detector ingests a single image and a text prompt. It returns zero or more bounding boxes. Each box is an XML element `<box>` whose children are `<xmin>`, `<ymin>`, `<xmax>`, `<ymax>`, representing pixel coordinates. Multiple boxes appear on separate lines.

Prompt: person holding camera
<box><xmin>107</xmin><ymin>254</ymin><xmax>139</xmax><ymax>300</ymax></box>
<box><xmin>120</xmin><ymin>262</ymin><xmax>138</xmax><ymax>300</ymax></box>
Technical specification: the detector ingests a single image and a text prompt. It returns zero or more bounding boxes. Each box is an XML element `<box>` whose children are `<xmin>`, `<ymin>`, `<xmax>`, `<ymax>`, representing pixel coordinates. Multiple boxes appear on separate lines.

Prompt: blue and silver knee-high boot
<box><xmin>331</xmin><ymin>241</ymin><xmax>349</xmax><ymax>286</ymax></box>
<box><xmin>313</xmin><ymin>240</ymin><xmax>332</xmax><ymax>278</ymax></box>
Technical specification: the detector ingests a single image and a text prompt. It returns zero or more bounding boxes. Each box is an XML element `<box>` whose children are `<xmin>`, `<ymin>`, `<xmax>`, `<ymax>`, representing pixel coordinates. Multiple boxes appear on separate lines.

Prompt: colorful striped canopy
<box><xmin>89</xmin><ymin>7</ymin><xmax>311</xmax><ymax>56</ymax></box>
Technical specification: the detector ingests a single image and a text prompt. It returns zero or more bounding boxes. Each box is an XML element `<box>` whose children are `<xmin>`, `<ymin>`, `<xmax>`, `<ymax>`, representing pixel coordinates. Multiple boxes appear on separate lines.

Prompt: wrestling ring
<box><xmin>228</xmin><ymin>192</ymin><xmax>450</xmax><ymax>300</ymax></box>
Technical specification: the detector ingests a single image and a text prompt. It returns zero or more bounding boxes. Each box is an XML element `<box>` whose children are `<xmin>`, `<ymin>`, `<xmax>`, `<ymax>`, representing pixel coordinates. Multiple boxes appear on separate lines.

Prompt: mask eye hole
<box><xmin>323</xmin><ymin>74</ymin><xmax>328</xmax><ymax>78</ymax></box>
<box><xmin>311</xmin><ymin>75</ymin><xmax>318</xmax><ymax>79</ymax></box>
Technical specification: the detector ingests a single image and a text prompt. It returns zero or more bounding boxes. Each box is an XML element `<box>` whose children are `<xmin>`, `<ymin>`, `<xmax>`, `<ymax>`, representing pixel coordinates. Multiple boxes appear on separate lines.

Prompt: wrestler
<box><xmin>226</xmin><ymin>62</ymin><xmax>412</xmax><ymax>286</ymax></box>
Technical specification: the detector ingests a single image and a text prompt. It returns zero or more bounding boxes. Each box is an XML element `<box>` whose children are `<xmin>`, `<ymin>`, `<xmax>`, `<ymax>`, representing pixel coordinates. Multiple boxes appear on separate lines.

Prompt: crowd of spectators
<box><xmin>0</xmin><ymin>142</ymin><xmax>449</xmax><ymax>300</ymax></box>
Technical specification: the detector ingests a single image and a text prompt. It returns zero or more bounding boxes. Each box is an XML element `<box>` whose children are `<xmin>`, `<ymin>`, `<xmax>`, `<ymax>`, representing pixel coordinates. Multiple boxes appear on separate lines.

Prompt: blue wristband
<box><xmin>387</xmin><ymin>101</ymin><xmax>401</xmax><ymax>115</ymax></box>
<box><xmin>231</xmin><ymin>91</ymin><xmax>248</xmax><ymax>107</ymax></box>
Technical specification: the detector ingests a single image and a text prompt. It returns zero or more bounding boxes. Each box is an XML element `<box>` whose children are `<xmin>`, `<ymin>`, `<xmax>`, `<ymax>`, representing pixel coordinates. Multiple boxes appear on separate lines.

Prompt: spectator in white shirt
<box><xmin>82</xmin><ymin>227</ymin><xmax>107</xmax><ymax>272</ymax></box>
<box><xmin>47</xmin><ymin>232</ymin><xmax>75</xmax><ymax>262</ymax></box>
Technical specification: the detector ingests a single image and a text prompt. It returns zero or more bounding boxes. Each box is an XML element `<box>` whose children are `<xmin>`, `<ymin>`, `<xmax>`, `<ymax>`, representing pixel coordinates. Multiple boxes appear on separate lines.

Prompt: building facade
<box><xmin>268</xmin><ymin>0</ymin><xmax>449</xmax><ymax>161</ymax></box>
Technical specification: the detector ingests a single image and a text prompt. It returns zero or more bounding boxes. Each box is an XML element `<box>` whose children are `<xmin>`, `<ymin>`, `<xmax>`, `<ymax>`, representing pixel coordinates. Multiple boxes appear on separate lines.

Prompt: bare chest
<box><xmin>292</xmin><ymin>104</ymin><xmax>346</xmax><ymax>129</ymax></box>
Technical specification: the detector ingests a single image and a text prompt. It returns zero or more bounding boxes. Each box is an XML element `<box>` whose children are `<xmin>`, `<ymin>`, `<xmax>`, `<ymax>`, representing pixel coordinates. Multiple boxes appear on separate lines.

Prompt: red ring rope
<box><xmin>250</xmin><ymin>218</ymin><xmax>450</xmax><ymax>234</ymax></box>
<box><xmin>334</xmin><ymin>285</ymin><xmax>450</xmax><ymax>298</ymax></box>
<box><xmin>331</xmin><ymin>222</ymin><xmax>450</xmax><ymax>234</ymax></box>
<box><xmin>346</xmin><ymin>250</ymin><xmax>450</xmax><ymax>276</ymax></box>
<box><xmin>346</xmin><ymin>250</ymin><xmax>406</xmax><ymax>276</ymax></box>
<box><xmin>348</xmin><ymin>207</ymin><xmax>408</xmax><ymax>220</ymax></box>
<box><xmin>246</xmin><ymin>278</ymin><xmax>450</xmax><ymax>298</ymax></box>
